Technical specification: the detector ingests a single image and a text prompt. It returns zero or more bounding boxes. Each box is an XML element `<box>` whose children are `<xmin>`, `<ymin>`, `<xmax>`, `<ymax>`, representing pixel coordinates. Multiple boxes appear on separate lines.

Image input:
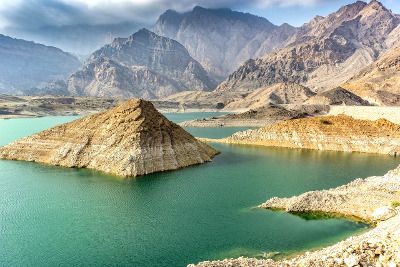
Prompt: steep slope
<box><xmin>64</xmin><ymin>29</ymin><xmax>216</xmax><ymax>99</ymax></box>
<box><xmin>0</xmin><ymin>34</ymin><xmax>80</xmax><ymax>94</ymax></box>
<box><xmin>154</xmin><ymin>6</ymin><xmax>296</xmax><ymax>80</ymax></box>
<box><xmin>217</xmin><ymin>0</ymin><xmax>400</xmax><ymax>93</ymax></box>
<box><xmin>224</xmin><ymin>83</ymin><xmax>315</xmax><ymax>110</ymax></box>
<box><xmin>343</xmin><ymin>46</ymin><xmax>400</xmax><ymax>105</ymax></box>
<box><xmin>304</xmin><ymin>87</ymin><xmax>369</xmax><ymax>105</ymax></box>
<box><xmin>0</xmin><ymin>99</ymin><xmax>218</xmax><ymax>177</ymax></box>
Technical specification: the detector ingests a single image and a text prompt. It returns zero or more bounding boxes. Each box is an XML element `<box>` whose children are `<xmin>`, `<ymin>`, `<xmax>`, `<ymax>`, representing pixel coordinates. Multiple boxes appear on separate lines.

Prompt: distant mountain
<box><xmin>6</xmin><ymin>22</ymin><xmax>145</xmax><ymax>56</ymax></box>
<box><xmin>217</xmin><ymin>0</ymin><xmax>400</xmax><ymax>93</ymax></box>
<box><xmin>57</xmin><ymin>29</ymin><xmax>216</xmax><ymax>99</ymax></box>
<box><xmin>343</xmin><ymin>46</ymin><xmax>400</xmax><ymax>105</ymax></box>
<box><xmin>0</xmin><ymin>34</ymin><xmax>81</xmax><ymax>94</ymax></box>
<box><xmin>154</xmin><ymin>6</ymin><xmax>296</xmax><ymax>81</ymax></box>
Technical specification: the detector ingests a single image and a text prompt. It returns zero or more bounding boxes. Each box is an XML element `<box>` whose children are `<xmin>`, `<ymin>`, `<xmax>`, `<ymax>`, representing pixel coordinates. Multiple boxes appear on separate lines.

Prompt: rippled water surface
<box><xmin>0</xmin><ymin>113</ymin><xmax>398</xmax><ymax>267</ymax></box>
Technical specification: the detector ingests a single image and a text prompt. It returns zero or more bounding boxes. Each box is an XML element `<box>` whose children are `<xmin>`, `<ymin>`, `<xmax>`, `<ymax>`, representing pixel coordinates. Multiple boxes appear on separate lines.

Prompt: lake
<box><xmin>0</xmin><ymin>113</ymin><xmax>398</xmax><ymax>267</ymax></box>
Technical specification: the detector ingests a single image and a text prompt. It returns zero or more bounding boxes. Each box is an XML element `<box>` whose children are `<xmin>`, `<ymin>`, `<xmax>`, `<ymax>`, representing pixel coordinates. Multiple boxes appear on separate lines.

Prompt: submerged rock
<box><xmin>0</xmin><ymin>99</ymin><xmax>218</xmax><ymax>177</ymax></box>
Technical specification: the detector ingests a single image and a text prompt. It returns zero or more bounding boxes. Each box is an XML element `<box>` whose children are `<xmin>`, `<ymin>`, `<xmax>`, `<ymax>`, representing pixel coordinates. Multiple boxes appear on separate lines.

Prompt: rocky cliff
<box><xmin>0</xmin><ymin>34</ymin><xmax>80</xmax><ymax>94</ymax></box>
<box><xmin>202</xmin><ymin>115</ymin><xmax>400</xmax><ymax>155</ymax></box>
<box><xmin>217</xmin><ymin>0</ymin><xmax>400</xmax><ymax>93</ymax></box>
<box><xmin>343</xmin><ymin>46</ymin><xmax>400</xmax><ymax>106</ymax></box>
<box><xmin>0</xmin><ymin>99</ymin><xmax>218</xmax><ymax>177</ymax></box>
<box><xmin>154</xmin><ymin>6</ymin><xmax>296</xmax><ymax>81</ymax></box>
<box><xmin>63</xmin><ymin>29</ymin><xmax>216</xmax><ymax>99</ymax></box>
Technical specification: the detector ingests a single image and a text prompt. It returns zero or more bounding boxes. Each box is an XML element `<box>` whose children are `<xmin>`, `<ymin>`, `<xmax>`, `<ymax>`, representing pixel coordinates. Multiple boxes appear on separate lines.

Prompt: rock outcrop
<box><xmin>60</xmin><ymin>29</ymin><xmax>216</xmax><ymax>99</ymax></box>
<box><xmin>343</xmin><ymin>46</ymin><xmax>400</xmax><ymax>106</ymax></box>
<box><xmin>154</xmin><ymin>6</ymin><xmax>296</xmax><ymax>81</ymax></box>
<box><xmin>0</xmin><ymin>34</ymin><xmax>80</xmax><ymax>94</ymax></box>
<box><xmin>304</xmin><ymin>87</ymin><xmax>369</xmax><ymax>106</ymax></box>
<box><xmin>190</xmin><ymin>165</ymin><xmax>400</xmax><ymax>267</ymax></box>
<box><xmin>217</xmin><ymin>0</ymin><xmax>400</xmax><ymax>92</ymax></box>
<box><xmin>180</xmin><ymin>104</ymin><xmax>306</xmax><ymax>128</ymax></box>
<box><xmin>201</xmin><ymin>115</ymin><xmax>400</xmax><ymax>155</ymax></box>
<box><xmin>223</xmin><ymin>83</ymin><xmax>316</xmax><ymax>110</ymax></box>
<box><xmin>0</xmin><ymin>99</ymin><xmax>218</xmax><ymax>177</ymax></box>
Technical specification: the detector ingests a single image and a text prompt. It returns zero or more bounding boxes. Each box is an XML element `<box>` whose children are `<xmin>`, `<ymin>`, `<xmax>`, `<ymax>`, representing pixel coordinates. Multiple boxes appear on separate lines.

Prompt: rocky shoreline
<box><xmin>199</xmin><ymin>115</ymin><xmax>400</xmax><ymax>156</ymax></box>
<box><xmin>190</xmin><ymin>165</ymin><xmax>400</xmax><ymax>267</ymax></box>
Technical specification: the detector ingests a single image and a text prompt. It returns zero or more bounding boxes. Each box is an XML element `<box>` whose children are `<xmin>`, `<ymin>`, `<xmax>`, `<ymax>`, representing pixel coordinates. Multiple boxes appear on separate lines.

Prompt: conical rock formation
<box><xmin>0</xmin><ymin>99</ymin><xmax>218</xmax><ymax>177</ymax></box>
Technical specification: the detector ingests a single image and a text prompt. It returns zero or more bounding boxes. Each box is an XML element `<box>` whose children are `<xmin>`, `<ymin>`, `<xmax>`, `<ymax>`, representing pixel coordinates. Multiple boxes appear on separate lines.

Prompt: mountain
<box><xmin>217</xmin><ymin>1</ymin><xmax>400</xmax><ymax>93</ymax></box>
<box><xmin>0</xmin><ymin>99</ymin><xmax>218</xmax><ymax>177</ymax></box>
<box><xmin>343</xmin><ymin>46</ymin><xmax>400</xmax><ymax>105</ymax></box>
<box><xmin>7</xmin><ymin>22</ymin><xmax>144</xmax><ymax>56</ymax></box>
<box><xmin>154</xmin><ymin>6</ymin><xmax>296</xmax><ymax>81</ymax></box>
<box><xmin>0</xmin><ymin>34</ymin><xmax>81</xmax><ymax>94</ymax></box>
<box><xmin>62</xmin><ymin>29</ymin><xmax>216</xmax><ymax>99</ymax></box>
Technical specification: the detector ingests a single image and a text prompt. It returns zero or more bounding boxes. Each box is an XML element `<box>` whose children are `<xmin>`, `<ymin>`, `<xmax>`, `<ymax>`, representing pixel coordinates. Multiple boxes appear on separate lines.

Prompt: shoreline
<box><xmin>190</xmin><ymin>165</ymin><xmax>400</xmax><ymax>267</ymax></box>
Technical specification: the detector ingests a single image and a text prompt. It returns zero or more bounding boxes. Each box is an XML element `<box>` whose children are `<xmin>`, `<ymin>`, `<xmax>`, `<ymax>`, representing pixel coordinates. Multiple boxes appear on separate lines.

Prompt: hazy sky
<box><xmin>0</xmin><ymin>0</ymin><xmax>399</xmax><ymax>32</ymax></box>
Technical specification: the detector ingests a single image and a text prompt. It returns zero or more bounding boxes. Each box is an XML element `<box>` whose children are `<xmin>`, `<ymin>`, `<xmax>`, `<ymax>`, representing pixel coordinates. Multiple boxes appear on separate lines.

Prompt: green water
<box><xmin>0</xmin><ymin>114</ymin><xmax>399</xmax><ymax>267</ymax></box>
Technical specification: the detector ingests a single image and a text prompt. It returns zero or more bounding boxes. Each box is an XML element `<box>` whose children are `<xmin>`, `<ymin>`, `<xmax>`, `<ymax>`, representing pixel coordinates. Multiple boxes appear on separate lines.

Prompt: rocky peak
<box><xmin>217</xmin><ymin>0</ymin><xmax>400</xmax><ymax>93</ymax></box>
<box><xmin>153</xmin><ymin>6</ymin><xmax>292</xmax><ymax>80</ymax></box>
<box><xmin>0</xmin><ymin>99</ymin><xmax>219</xmax><ymax>177</ymax></box>
<box><xmin>66</xmin><ymin>29</ymin><xmax>216</xmax><ymax>99</ymax></box>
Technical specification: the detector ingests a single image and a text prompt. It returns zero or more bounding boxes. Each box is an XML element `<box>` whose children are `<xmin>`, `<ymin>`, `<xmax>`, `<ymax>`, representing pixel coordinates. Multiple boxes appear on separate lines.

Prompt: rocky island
<box><xmin>201</xmin><ymin>115</ymin><xmax>400</xmax><ymax>156</ymax></box>
<box><xmin>0</xmin><ymin>99</ymin><xmax>218</xmax><ymax>177</ymax></box>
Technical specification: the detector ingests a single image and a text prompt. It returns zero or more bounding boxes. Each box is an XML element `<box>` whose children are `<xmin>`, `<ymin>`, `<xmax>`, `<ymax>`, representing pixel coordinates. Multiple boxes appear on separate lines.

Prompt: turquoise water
<box><xmin>0</xmin><ymin>114</ymin><xmax>399</xmax><ymax>267</ymax></box>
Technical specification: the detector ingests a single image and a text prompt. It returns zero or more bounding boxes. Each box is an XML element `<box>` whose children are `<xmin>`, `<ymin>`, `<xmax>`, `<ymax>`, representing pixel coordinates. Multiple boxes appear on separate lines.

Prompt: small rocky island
<box><xmin>0</xmin><ymin>99</ymin><xmax>218</xmax><ymax>177</ymax></box>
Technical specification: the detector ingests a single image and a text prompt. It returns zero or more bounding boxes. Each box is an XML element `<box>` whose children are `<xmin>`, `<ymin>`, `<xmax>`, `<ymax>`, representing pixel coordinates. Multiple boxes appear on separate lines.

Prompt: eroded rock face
<box><xmin>64</xmin><ymin>29</ymin><xmax>216</xmax><ymax>99</ymax></box>
<box><xmin>205</xmin><ymin>115</ymin><xmax>400</xmax><ymax>155</ymax></box>
<box><xmin>0</xmin><ymin>99</ymin><xmax>218</xmax><ymax>177</ymax></box>
<box><xmin>304</xmin><ymin>87</ymin><xmax>369</xmax><ymax>106</ymax></box>
<box><xmin>154</xmin><ymin>6</ymin><xmax>296</xmax><ymax>81</ymax></box>
<box><xmin>223</xmin><ymin>83</ymin><xmax>316</xmax><ymax>109</ymax></box>
<box><xmin>217</xmin><ymin>0</ymin><xmax>400</xmax><ymax>92</ymax></box>
<box><xmin>343</xmin><ymin>46</ymin><xmax>400</xmax><ymax>106</ymax></box>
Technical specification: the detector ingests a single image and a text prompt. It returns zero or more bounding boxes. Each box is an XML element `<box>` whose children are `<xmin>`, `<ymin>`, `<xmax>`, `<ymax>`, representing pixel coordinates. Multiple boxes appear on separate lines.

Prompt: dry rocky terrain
<box><xmin>0</xmin><ymin>95</ymin><xmax>120</xmax><ymax>118</ymax></box>
<box><xmin>343</xmin><ymin>46</ymin><xmax>400</xmax><ymax>106</ymax></box>
<box><xmin>200</xmin><ymin>115</ymin><xmax>400</xmax><ymax>156</ymax></box>
<box><xmin>217</xmin><ymin>1</ymin><xmax>400</xmax><ymax>93</ymax></box>
<box><xmin>180</xmin><ymin>105</ymin><xmax>311</xmax><ymax>127</ymax></box>
<box><xmin>0</xmin><ymin>99</ymin><xmax>218</xmax><ymax>177</ymax></box>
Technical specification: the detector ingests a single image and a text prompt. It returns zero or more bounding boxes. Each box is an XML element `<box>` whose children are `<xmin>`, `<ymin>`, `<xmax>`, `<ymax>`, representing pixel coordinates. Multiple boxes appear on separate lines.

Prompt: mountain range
<box><xmin>1</xmin><ymin>0</ymin><xmax>400</xmax><ymax>106</ymax></box>
<box><xmin>217</xmin><ymin>1</ymin><xmax>400</xmax><ymax>93</ymax></box>
<box><xmin>0</xmin><ymin>34</ymin><xmax>80</xmax><ymax>94</ymax></box>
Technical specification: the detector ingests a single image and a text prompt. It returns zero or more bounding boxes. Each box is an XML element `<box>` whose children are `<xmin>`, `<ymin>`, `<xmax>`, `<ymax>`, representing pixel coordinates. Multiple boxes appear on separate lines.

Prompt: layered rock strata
<box><xmin>200</xmin><ymin>115</ymin><xmax>400</xmax><ymax>155</ymax></box>
<box><xmin>0</xmin><ymin>99</ymin><xmax>218</xmax><ymax>177</ymax></box>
